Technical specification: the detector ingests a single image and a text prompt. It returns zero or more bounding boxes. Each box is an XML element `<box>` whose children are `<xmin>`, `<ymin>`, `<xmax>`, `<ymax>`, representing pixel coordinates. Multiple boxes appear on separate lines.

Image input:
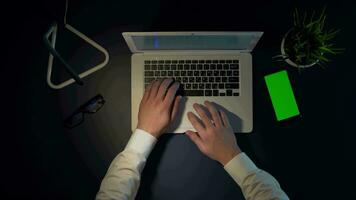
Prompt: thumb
<box><xmin>186</xmin><ymin>130</ymin><xmax>203</xmax><ymax>149</ymax></box>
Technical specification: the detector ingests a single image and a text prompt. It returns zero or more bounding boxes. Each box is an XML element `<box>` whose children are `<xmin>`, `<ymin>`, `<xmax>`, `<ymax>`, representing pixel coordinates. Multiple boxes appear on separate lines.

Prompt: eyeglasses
<box><xmin>64</xmin><ymin>94</ymin><xmax>105</xmax><ymax>129</ymax></box>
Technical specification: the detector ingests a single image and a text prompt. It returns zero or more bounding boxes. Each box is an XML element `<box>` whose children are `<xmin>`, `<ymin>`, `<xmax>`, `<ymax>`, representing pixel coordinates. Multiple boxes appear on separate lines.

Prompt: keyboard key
<box><xmin>165</xmin><ymin>60</ymin><xmax>171</xmax><ymax>64</ymax></box>
<box><xmin>205</xmin><ymin>90</ymin><xmax>212</xmax><ymax>96</ymax></box>
<box><xmin>172</xmin><ymin>60</ymin><xmax>178</xmax><ymax>64</ymax></box>
<box><xmin>179</xmin><ymin>60</ymin><xmax>185</xmax><ymax>63</ymax></box>
<box><xmin>192</xmin><ymin>60</ymin><xmax>198</xmax><ymax>64</ymax></box>
<box><xmin>158</xmin><ymin>60</ymin><xmax>165</xmax><ymax>64</ymax></box>
<box><xmin>145</xmin><ymin>60</ymin><xmax>151</xmax><ymax>64</ymax></box>
<box><xmin>215</xmin><ymin>77</ymin><xmax>221</xmax><ymax>82</ymax></box>
<box><xmin>207</xmin><ymin>71</ymin><xmax>213</xmax><ymax>76</ymax></box>
<box><xmin>171</xmin><ymin>65</ymin><xmax>177</xmax><ymax>70</ymax></box>
<box><xmin>210</xmin><ymin>64</ymin><xmax>216</xmax><ymax>70</ymax></box>
<box><xmin>161</xmin><ymin>71</ymin><xmax>167</xmax><ymax>76</ymax></box>
<box><xmin>202</xmin><ymin>77</ymin><xmax>208</xmax><ymax>82</ymax></box>
<box><xmin>155</xmin><ymin>71</ymin><xmax>160</xmax><ymax>76</ymax></box>
<box><xmin>183</xmin><ymin>77</ymin><xmax>188</xmax><ymax>82</ymax></box>
<box><xmin>152</xmin><ymin>60</ymin><xmax>158</xmax><ymax>64</ymax></box>
<box><xmin>220</xmin><ymin>93</ymin><xmax>226</xmax><ymax>96</ymax></box>
<box><xmin>226</xmin><ymin>90</ymin><xmax>233</xmax><ymax>96</ymax></box>
<box><xmin>178</xmin><ymin>64</ymin><xmax>184</xmax><ymax>70</ymax></box>
<box><xmin>223</xmin><ymin>64</ymin><xmax>229</xmax><ymax>69</ymax></box>
<box><xmin>200</xmin><ymin>71</ymin><xmax>206</xmax><ymax>76</ymax></box>
<box><xmin>214</xmin><ymin>71</ymin><xmax>219</xmax><ymax>76</ymax></box>
<box><xmin>213</xmin><ymin>90</ymin><xmax>219</xmax><ymax>96</ymax></box>
<box><xmin>183</xmin><ymin>90</ymin><xmax>204</xmax><ymax>96</ymax></box>
<box><xmin>230</xmin><ymin>64</ymin><xmax>239</xmax><ymax>69</ymax></box>
<box><xmin>225</xmin><ymin>83</ymin><xmax>239</xmax><ymax>89</ymax></box>
<box><xmin>220</xmin><ymin>71</ymin><xmax>226</xmax><ymax>76</ymax></box>
<box><xmin>193</xmin><ymin>84</ymin><xmax>198</xmax><ymax>89</ymax></box>
<box><xmin>186</xmin><ymin>60</ymin><xmax>191</xmax><ymax>63</ymax></box>
<box><xmin>226</xmin><ymin>60</ymin><xmax>232</xmax><ymax>63</ymax></box>
<box><xmin>188</xmin><ymin>71</ymin><xmax>193</xmax><ymax>76</ymax></box>
<box><xmin>229</xmin><ymin>77</ymin><xmax>239</xmax><ymax>82</ymax></box>
<box><xmin>151</xmin><ymin>65</ymin><xmax>157</xmax><ymax>70</ymax></box>
<box><xmin>217</xmin><ymin>64</ymin><xmax>223</xmax><ymax>69</ymax></box>
<box><xmin>181</xmin><ymin>71</ymin><xmax>186</xmax><ymax>76</ymax></box>
<box><xmin>145</xmin><ymin>71</ymin><xmax>154</xmax><ymax>76</ymax></box>
<box><xmin>165</xmin><ymin>65</ymin><xmax>170</xmax><ymax>70</ymax></box>
<box><xmin>232</xmin><ymin>60</ymin><xmax>239</xmax><ymax>63</ymax></box>
<box><xmin>174</xmin><ymin>71</ymin><xmax>180</xmax><ymax>76</ymax></box>
<box><xmin>227</xmin><ymin>71</ymin><xmax>232</xmax><ymax>76</ymax></box>
<box><xmin>206</xmin><ymin>60</ymin><xmax>212</xmax><ymax>64</ymax></box>
<box><xmin>197</xmin><ymin>64</ymin><xmax>203</xmax><ymax>70</ymax></box>
<box><xmin>205</xmin><ymin>83</ymin><xmax>211</xmax><ymax>89</ymax></box>
<box><xmin>189</xmin><ymin>77</ymin><xmax>195</xmax><ymax>82</ymax></box>
<box><xmin>199</xmin><ymin>60</ymin><xmax>205</xmax><ymax>63</ymax></box>
<box><xmin>222</xmin><ymin>77</ymin><xmax>228</xmax><ymax>82</ymax></box>
<box><xmin>144</xmin><ymin>65</ymin><xmax>150</xmax><ymax>70</ymax></box>
<box><xmin>194</xmin><ymin>71</ymin><xmax>199</xmax><ymax>76</ymax></box>
<box><xmin>191</xmin><ymin>64</ymin><xmax>197</xmax><ymax>70</ymax></box>
<box><xmin>209</xmin><ymin>77</ymin><xmax>214</xmax><ymax>82</ymax></box>
<box><xmin>186</xmin><ymin>83</ymin><xmax>192</xmax><ymax>89</ymax></box>
<box><xmin>219</xmin><ymin>60</ymin><xmax>225</xmax><ymax>63</ymax></box>
<box><xmin>145</xmin><ymin>77</ymin><xmax>155</xmax><ymax>83</ymax></box>
<box><xmin>219</xmin><ymin>83</ymin><xmax>224</xmax><ymax>89</ymax></box>
<box><xmin>204</xmin><ymin>64</ymin><xmax>209</xmax><ymax>70</ymax></box>
<box><xmin>199</xmin><ymin>83</ymin><xmax>205</xmax><ymax>89</ymax></box>
<box><xmin>176</xmin><ymin>77</ymin><xmax>182</xmax><ymax>82</ymax></box>
<box><xmin>168</xmin><ymin>71</ymin><xmax>173</xmax><ymax>76</ymax></box>
<box><xmin>196</xmin><ymin>77</ymin><xmax>202</xmax><ymax>82</ymax></box>
<box><xmin>233</xmin><ymin>71</ymin><xmax>239</xmax><ymax>76</ymax></box>
<box><xmin>212</xmin><ymin>83</ymin><xmax>218</xmax><ymax>89</ymax></box>
<box><xmin>158</xmin><ymin>65</ymin><xmax>164</xmax><ymax>70</ymax></box>
<box><xmin>213</xmin><ymin>60</ymin><xmax>218</xmax><ymax>63</ymax></box>
<box><xmin>233</xmin><ymin>93</ymin><xmax>239</xmax><ymax>96</ymax></box>
<box><xmin>184</xmin><ymin>64</ymin><xmax>190</xmax><ymax>70</ymax></box>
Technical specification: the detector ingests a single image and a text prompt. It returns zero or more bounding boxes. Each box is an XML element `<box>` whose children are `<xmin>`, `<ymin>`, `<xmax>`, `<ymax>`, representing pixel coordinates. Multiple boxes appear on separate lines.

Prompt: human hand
<box><xmin>137</xmin><ymin>78</ymin><xmax>181</xmax><ymax>138</ymax></box>
<box><xmin>185</xmin><ymin>101</ymin><xmax>241</xmax><ymax>165</ymax></box>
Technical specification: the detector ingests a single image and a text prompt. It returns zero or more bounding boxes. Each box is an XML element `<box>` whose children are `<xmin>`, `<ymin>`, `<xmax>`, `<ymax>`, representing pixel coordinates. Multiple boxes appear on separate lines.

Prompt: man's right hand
<box><xmin>185</xmin><ymin>101</ymin><xmax>241</xmax><ymax>165</ymax></box>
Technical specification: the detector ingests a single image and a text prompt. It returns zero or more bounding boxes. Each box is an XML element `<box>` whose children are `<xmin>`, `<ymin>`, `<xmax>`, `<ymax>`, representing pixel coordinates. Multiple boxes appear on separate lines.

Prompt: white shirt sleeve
<box><xmin>96</xmin><ymin>129</ymin><xmax>157</xmax><ymax>200</ymax></box>
<box><xmin>224</xmin><ymin>153</ymin><xmax>289</xmax><ymax>200</ymax></box>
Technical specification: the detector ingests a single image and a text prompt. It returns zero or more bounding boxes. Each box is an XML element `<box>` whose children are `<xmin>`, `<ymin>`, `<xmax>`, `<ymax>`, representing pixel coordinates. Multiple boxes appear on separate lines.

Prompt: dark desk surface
<box><xmin>4</xmin><ymin>0</ymin><xmax>356</xmax><ymax>199</ymax></box>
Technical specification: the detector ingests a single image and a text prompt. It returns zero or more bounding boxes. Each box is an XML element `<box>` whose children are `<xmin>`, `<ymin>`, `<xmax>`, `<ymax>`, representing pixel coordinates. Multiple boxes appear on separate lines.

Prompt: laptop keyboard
<box><xmin>144</xmin><ymin>59</ymin><xmax>240</xmax><ymax>96</ymax></box>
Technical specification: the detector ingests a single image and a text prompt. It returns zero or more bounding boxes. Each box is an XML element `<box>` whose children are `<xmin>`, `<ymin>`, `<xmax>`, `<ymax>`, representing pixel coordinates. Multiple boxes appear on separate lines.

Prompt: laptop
<box><xmin>123</xmin><ymin>32</ymin><xmax>263</xmax><ymax>133</ymax></box>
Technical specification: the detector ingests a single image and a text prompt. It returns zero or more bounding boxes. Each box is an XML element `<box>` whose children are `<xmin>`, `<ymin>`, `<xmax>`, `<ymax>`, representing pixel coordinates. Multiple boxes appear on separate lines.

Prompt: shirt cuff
<box><xmin>124</xmin><ymin>129</ymin><xmax>158</xmax><ymax>158</ymax></box>
<box><xmin>223</xmin><ymin>152</ymin><xmax>259</xmax><ymax>186</ymax></box>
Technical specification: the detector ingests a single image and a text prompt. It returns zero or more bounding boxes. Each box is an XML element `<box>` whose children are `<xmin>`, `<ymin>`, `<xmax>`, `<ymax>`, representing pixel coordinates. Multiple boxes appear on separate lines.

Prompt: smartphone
<box><xmin>264</xmin><ymin>70</ymin><xmax>300</xmax><ymax>121</ymax></box>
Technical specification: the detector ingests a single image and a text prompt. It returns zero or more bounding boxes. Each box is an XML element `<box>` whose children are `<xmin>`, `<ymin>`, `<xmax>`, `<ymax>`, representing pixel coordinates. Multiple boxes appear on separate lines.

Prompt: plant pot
<box><xmin>281</xmin><ymin>29</ymin><xmax>319</xmax><ymax>68</ymax></box>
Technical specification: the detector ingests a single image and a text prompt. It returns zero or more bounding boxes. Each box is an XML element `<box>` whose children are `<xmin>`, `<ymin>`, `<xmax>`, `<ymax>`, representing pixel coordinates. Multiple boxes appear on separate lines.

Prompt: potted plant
<box><xmin>279</xmin><ymin>8</ymin><xmax>342</xmax><ymax>68</ymax></box>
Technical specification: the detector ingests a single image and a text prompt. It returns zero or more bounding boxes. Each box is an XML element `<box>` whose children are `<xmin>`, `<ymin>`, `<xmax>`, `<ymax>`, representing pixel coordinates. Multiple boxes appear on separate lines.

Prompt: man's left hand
<box><xmin>137</xmin><ymin>78</ymin><xmax>181</xmax><ymax>138</ymax></box>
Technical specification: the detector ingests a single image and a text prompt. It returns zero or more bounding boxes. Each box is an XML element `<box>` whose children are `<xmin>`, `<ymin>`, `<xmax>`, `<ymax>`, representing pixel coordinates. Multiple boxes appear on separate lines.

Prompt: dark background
<box><xmin>2</xmin><ymin>0</ymin><xmax>355</xmax><ymax>199</ymax></box>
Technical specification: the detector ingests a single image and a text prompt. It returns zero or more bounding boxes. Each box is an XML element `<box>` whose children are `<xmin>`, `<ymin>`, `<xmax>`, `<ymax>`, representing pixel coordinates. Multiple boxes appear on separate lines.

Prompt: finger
<box><xmin>142</xmin><ymin>82</ymin><xmax>153</xmax><ymax>102</ymax></box>
<box><xmin>220</xmin><ymin>110</ymin><xmax>231</xmax><ymax>128</ymax></box>
<box><xmin>157</xmin><ymin>78</ymin><xmax>174</xmax><ymax>100</ymax></box>
<box><xmin>149</xmin><ymin>79</ymin><xmax>163</xmax><ymax>99</ymax></box>
<box><xmin>164</xmin><ymin>82</ymin><xmax>180</xmax><ymax>105</ymax></box>
<box><xmin>185</xmin><ymin>130</ymin><xmax>204</xmax><ymax>149</ymax></box>
<box><xmin>193</xmin><ymin>103</ymin><xmax>213</xmax><ymax>128</ymax></box>
<box><xmin>170</xmin><ymin>95</ymin><xmax>182</xmax><ymax>121</ymax></box>
<box><xmin>187</xmin><ymin>112</ymin><xmax>205</xmax><ymax>133</ymax></box>
<box><xmin>204</xmin><ymin>101</ymin><xmax>223</xmax><ymax>127</ymax></box>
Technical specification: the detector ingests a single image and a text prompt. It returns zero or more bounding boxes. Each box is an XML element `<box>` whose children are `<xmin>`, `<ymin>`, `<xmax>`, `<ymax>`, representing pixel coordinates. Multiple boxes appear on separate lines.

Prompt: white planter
<box><xmin>281</xmin><ymin>29</ymin><xmax>319</xmax><ymax>68</ymax></box>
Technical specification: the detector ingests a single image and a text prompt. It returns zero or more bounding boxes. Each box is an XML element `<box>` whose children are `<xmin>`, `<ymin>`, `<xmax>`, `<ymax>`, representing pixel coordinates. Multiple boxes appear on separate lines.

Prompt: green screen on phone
<box><xmin>264</xmin><ymin>70</ymin><xmax>300</xmax><ymax>121</ymax></box>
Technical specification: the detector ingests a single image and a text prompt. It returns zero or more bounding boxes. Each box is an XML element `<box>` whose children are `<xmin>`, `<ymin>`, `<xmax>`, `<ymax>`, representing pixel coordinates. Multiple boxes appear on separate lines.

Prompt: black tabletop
<box><xmin>3</xmin><ymin>0</ymin><xmax>356</xmax><ymax>199</ymax></box>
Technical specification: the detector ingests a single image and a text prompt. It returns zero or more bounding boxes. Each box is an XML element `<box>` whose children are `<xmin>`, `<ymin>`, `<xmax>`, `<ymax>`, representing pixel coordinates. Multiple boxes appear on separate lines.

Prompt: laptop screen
<box><xmin>127</xmin><ymin>32</ymin><xmax>263</xmax><ymax>52</ymax></box>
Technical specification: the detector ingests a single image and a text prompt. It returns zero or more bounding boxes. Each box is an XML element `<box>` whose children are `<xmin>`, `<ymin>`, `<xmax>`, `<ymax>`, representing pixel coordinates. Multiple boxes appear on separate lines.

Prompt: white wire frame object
<box><xmin>45</xmin><ymin>23</ymin><xmax>109</xmax><ymax>89</ymax></box>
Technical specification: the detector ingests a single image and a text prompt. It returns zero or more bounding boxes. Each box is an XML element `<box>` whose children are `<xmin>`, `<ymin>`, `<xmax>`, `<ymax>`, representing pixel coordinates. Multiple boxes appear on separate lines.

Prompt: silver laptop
<box><xmin>123</xmin><ymin>32</ymin><xmax>263</xmax><ymax>133</ymax></box>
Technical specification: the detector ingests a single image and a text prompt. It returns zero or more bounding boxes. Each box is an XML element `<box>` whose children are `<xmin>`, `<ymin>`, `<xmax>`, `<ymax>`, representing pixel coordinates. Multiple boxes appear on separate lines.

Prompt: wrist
<box><xmin>219</xmin><ymin>147</ymin><xmax>242</xmax><ymax>166</ymax></box>
<box><xmin>136</xmin><ymin>125</ymin><xmax>160</xmax><ymax>139</ymax></box>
